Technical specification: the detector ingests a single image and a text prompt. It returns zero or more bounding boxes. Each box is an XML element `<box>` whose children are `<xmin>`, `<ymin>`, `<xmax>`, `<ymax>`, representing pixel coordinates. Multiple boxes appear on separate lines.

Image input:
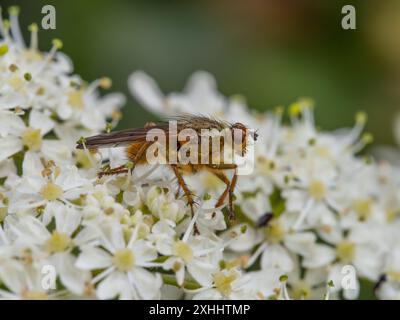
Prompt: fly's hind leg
<box><xmin>208</xmin><ymin>169</ymin><xmax>230</xmax><ymax>209</ymax></box>
<box><xmin>175</xmin><ymin>184</ymin><xmax>181</xmax><ymax>199</ymax></box>
<box><xmin>206</xmin><ymin>164</ymin><xmax>237</xmax><ymax>220</ymax></box>
<box><xmin>228</xmin><ymin>167</ymin><xmax>238</xmax><ymax>220</ymax></box>
<box><xmin>170</xmin><ymin>165</ymin><xmax>199</xmax><ymax>235</ymax></box>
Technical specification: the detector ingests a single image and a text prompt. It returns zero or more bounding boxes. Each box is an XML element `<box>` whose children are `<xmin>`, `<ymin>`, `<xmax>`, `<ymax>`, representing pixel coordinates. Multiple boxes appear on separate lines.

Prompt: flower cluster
<box><xmin>129</xmin><ymin>71</ymin><xmax>400</xmax><ymax>300</ymax></box>
<box><xmin>0</xmin><ymin>7</ymin><xmax>399</xmax><ymax>300</ymax></box>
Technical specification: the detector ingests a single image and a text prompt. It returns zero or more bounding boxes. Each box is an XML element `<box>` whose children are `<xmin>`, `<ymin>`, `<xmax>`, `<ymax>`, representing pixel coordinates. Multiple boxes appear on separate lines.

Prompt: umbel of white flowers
<box><xmin>0</xmin><ymin>6</ymin><xmax>399</xmax><ymax>300</ymax></box>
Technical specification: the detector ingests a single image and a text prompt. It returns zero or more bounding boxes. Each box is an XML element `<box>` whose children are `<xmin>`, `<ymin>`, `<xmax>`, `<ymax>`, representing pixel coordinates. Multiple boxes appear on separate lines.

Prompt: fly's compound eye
<box><xmin>231</xmin><ymin>123</ymin><xmax>247</xmax><ymax>144</ymax></box>
<box><xmin>250</xmin><ymin>130</ymin><xmax>259</xmax><ymax>141</ymax></box>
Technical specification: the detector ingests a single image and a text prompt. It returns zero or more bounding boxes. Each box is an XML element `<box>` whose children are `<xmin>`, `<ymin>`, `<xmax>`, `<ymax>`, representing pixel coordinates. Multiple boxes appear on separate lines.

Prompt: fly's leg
<box><xmin>170</xmin><ymin>165</ymin><xmax>199</xmax><ymax>235</ymax></box>
<box><xmin>175</xmin><ymin>184</ymin><xmax>181</xmax><ymax>199</ymax></box>
<box><xmin>228</xmin><ymin>168</ymin><xmax>238</xmax><ymax>220</ymax></box>
<box><xmin>209</xmin><ymin>170</ymin><xmax>230</xmax><ymax>208</ymax></box>
<box><xmin>100</xmin><ymin>142</ymin><xmax>151</xmax><ymax>178</ymax></box>
<box><xmin>206</xmin><ymin>164</ymin><xmax>237</xmax><ymax>220</ymax></box>
<box><xmin>98</xmin><ymin>165</ymin><xmax>128</xmax><ymax>178</ymax></box>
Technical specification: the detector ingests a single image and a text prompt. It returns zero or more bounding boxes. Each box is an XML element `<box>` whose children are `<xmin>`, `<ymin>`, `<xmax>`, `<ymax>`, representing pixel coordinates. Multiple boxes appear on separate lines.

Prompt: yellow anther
<box><xmin>24</xmin><ymin>73</ymin><xmax>32</xmax><ymax>81</ymax></box>
<box><xmin>28</xmin><ymin>23</ymin><xmax>38</xmax><ymax>32</ymax></box>
<box><xmin>8</xmin><ymin>6</ymin><xmax>20</xmax><ymax>16</ymax></box>
<box><xmin>99</xmin><ymin>77</ymin><xmax>112</xmax><ymax>89</ymax></box>
<box><xmin>52</xmin><ymin>38</ymin><xmax>63</xmax><ymax>50</ymax></box>
<box><xmin>279</xmin><ymin>274</ymin><xmax>288</xmax><ymax>282</ymax></box>
<box><xmin>40</xmin><ymin>182</ymin><xmax>63</xmax><ymax>201</ymax></box>
<box><xmin>0</xmin><ymin>44</ymin><xmax>9</xmax><ymax>56</ymax></box>
<box><xmin>112</xmin><ymin>249</ymin><xmax>135</xmax><ymax>272</ymax></box>
<box><xmin>289</xmin><ymin>102</ymin><xmax>302</xmax><ymax>117</ymax></box>
<box><xmin>355</xmin><ymin>111</ymin><xmax>367</xmax><ymax>124</ymax></box>
<box><xmin>336</xmin><ymin>240</ymin><xmax>355</xmax><ymax>263</ymax></box>
<box><xmin>9</xmin><ymin>64</ymin><xmax>19</xmax><ymax>72</ymax></box>
<box><xmin>362</xmin><ymin>132</ymin><xmax>373</xmax><ymax>144</ymax></box>
<box><xmin>174</xmin><ymin>241</ymin><xmax>194</xmax><ymax>263</ymax></box>
<box><xmin>45</xmin><ymin>231</ymin><xmax>71</xmax><ymax>253</ymax></box>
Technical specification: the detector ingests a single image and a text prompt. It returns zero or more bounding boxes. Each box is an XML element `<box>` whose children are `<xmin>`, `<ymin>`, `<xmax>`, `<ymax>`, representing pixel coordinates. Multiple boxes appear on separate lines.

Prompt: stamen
<box><xmin>245</xmin><ymin>243</ymin><xmax>267</xmax><ymax>268</ymax></box>
<box><xmin>122</xmin><ymin>161</ymin><xmax>134</xmax><ymax>188</ymax></box>
<box><xmin>0</xmin><ymin>6</ymin><xmax>5</xmax><ymax>38</ymax></box>
<box><xmin>289</xmin><ymin>98</ymin><xmax>315</xmax><ymax>132</ymax></box>
<box><xmin>300</xmin><ymin>99</ymin><xmax>315</xmax><ymax>128</ymax></box>
<box><xmin>325</xmin><ymin>196</ymin><xmax>342</xmax><ymax>213</ymax></box>
<box><xmin>289</xmin><ymin>101</ymin><xmax>302</xmax><ymax>125</ymax></box>
<box><xmin>324</xmin><ymin>280</ymin><xmax>334</xmax><ymax>300</ymax></box>
<box><xmin>36</xmin><ymin>38</ymin><xmax>63</xmax><ymax>75</ymax></box>
<box><xmin>87</xmin><ymin>77</ymin><xmax>112</xmax><ymax>96</ymax></box>
<box><xmin>91</xmin><ymin>266</ymin><xmax>115</xmax><ymax>284</ymax></box>
<box><xmin>293</xmin><ymin>198</ymin><xmax>314</xmax><ymax>230</ymax></box>
<box><xmin>267</xmin><ymin>107</ymin><xmax>283</xmax><ymax>157</ymax></box>
<box><xmin>127</xmin><ymin>223</ymin><xmax>140</xmax><ymax>248</ymax></box>
<box><xmin>278</xmin><ymin>275</ymin><xmax>291</xmax><ymax>300</ymax></box>
<box><xmin>78</xmin><ymin>136</ymin><xmax>98</xmax><ymax>169</ymax></box>
<box><xmin>8</xmin><ymin>6</ymin><xmax>25</xmax><ymax>49</ymax></box>
<box><xmin>351</xmin><ymin>132</ymin><xmax>373</xmax><ymax>154</ymax></box>
<box><xmin>28</xmin><ymin>23</ymin><xmax>38</xmax><ymax>50</ymax></box>
<box><xmin>1</xmin><ymin>19</ymin><xmax>11</xmax><ymax>41</ymax></box>
<box><xmin>345</xmin><ymin>111</ymin><xmax>367</xmax><ymax>147</ymax></box>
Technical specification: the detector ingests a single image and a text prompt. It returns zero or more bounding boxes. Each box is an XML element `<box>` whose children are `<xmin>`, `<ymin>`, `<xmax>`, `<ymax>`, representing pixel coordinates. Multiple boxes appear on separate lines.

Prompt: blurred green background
<box><xmin>2</xmin><ymin>0</ymin><xmax>400</xmax><ymax>146</ymax></box>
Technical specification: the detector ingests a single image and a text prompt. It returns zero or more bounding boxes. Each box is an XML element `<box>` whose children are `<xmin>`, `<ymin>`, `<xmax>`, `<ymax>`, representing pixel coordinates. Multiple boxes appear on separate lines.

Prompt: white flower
<box><xmin>76</xmin><ymin>220</ymin><xmax>162</xmax><ymax>299</ymax></box>
<box><xmin>0</xmin><ymin>260</ymin><xmax>52</xmax><ymax>299</ymax></box>
<box><xmin>151</xmin><ymin>220</ymin><xmax>221</xmax><ymax>287</ymax></box>
<box><xmin>146</xmin><ymin>186</ymin><xmax>188</xmax><ymax>222</ymax></box>
<box><xmin>191</xmin><ymin>267</ymin><xmax>259</xmax><ymax>300</ymax></box>
<box><xmin>280</xmin><ymin>265</ymin><xmax>331</xmax><ymax>300</ymax></box>
<box><xmin>5</xmin><ymin>204</ymin><xmax>93</xmax><ymax>295</ymax></box>
<box><xmin>8</xmin><ymin>152</ymin><xmax>90</xmax><ymax>215</ymax></box>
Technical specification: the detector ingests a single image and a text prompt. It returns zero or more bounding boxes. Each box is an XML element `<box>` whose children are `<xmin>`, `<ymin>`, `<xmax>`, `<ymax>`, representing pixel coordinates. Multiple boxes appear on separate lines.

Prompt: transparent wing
<box><xmin>76</xmin><ymin>124</ymin><xmax>169</xmax><ymax>149</ymax></box>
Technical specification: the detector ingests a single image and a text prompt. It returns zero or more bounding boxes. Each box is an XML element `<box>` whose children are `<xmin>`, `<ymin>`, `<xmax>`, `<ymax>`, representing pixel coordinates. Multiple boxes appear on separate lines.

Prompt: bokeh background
<box><xmin>2</xmin><ymin>0</ymin><xmax>400</xmax><ymax>147</ymax></box>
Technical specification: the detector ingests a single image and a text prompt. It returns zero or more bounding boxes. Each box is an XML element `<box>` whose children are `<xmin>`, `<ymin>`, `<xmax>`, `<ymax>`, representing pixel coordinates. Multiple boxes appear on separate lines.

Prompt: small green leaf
<box><xmin>269</xmin><ymin>187</ymin><xmax>286</xmax><ymax>218</ymax></box>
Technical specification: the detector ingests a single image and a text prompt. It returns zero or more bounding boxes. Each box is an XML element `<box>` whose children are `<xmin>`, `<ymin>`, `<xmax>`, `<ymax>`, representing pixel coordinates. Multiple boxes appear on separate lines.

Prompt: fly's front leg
<box><xmin>98</xmin><ymin>165</ymin><xmax>128</xmax><ymax>178</ymax></box>
<box><xmin>99</xmin><ymin>142</ymin><xmax>151</xmax><ymax>178</ymax></box>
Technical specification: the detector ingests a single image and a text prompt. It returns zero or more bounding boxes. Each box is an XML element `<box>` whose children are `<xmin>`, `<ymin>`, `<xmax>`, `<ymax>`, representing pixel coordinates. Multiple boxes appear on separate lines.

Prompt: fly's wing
<box><xmin>76</xmin><ymin>116</ymin><xmax>229</xmax><ymax>150</ymax></box>
<box><xmin>76</xmin><ymin>124</ymin><xmax>169</xmax><ymax>149</ymax></box>
<box><xmin>168</xmin><ymin>114</ymin><xmax>229</xmax><ymax>131</ymax></box>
